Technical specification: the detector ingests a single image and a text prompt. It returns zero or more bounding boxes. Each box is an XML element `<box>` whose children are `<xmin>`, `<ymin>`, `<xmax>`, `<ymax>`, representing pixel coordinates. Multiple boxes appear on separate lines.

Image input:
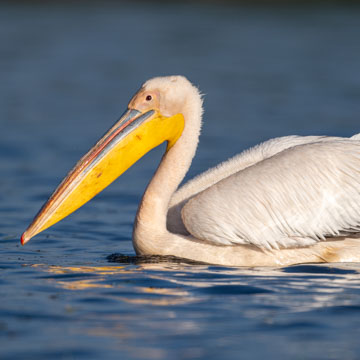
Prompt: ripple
<box><xmin>196</xmin><ymin>284</ymin><xmax>272</xmax><ymax>295</ymax></box>
<box><xmin>327</xmin><ymin>305</ymin><xmax>360</xmax><ymax>314</ymax></box>
<box><xmin>1</xmin><ymin>349</ymin><xmax>98</xmax><ymax>360</ymax></box>
<box><xmin>107</xmin><ymin>253</ymin><xmax>209</xmax><ymax>265</ymax></box>
<box><xmin>0</xmin><ymin>310</ymin><xmax>69</xmax><ymax>322</ymax></box>
<box><xmin>282</xmin><ymin>265</ymin><xmax>358</xmax><ymax>275</ymax></box>
<box><xmin>40</xmin><ymin>272</ymin><xmax>99</xmax><ymax>280</ymax></box>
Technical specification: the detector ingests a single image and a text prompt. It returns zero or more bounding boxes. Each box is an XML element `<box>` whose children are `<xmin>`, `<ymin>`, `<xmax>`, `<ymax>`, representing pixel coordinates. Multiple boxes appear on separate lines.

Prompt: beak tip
<box><xmin>21</xmin><ymin>232</ymin><xmax>28</xmax><ymax>246</ymax></box>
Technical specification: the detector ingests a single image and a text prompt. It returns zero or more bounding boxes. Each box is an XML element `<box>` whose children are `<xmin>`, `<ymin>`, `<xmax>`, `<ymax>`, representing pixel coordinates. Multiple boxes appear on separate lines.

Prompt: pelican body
<box><xmin>21</xmin><ymin>76</ymin><xmax>360</xmax><ymax>266</ymax></box>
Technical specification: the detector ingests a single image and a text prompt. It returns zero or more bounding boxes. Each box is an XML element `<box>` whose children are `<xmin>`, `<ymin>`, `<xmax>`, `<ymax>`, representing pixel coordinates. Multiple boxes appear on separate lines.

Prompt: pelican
<box><xmin>21</xmin><ymin>76</ymin><xmax>360</xmax><ymax>266</ymax></box>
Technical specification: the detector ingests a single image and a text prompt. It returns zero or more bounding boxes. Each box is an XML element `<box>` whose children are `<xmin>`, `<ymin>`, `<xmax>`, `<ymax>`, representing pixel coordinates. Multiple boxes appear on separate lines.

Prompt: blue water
<box><xmin>1</xmin><ymin>2</ymin><xmax>360</xmax><ymax>359</ymax></box>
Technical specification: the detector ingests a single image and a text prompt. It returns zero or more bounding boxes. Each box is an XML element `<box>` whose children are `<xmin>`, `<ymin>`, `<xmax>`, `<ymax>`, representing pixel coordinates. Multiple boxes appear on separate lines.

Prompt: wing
<box><xmin>167</xmin><ymin>135</ymin><xmax>342</xmax><ymax>235</ymax></box>
<box><xmin>181</xmin><ymin>140</ymin><xmax>360</xmax><ymax>250</ymax></box>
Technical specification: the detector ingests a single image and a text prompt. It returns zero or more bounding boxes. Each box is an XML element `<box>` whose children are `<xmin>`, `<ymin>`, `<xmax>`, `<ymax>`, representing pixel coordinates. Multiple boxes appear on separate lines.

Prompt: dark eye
<box><xmin>146</xmin><ymin>95</ymin><xmax>152</xmax><ymax>101</ymax></box>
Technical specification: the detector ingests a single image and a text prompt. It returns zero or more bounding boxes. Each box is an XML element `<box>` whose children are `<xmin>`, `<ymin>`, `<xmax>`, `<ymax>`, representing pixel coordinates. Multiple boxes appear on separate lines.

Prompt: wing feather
<box><xmin>181</xmin><ymin>140</ymin><xmax>360</xmax><ymax>250</ymax></box>
<box><xmin>167</xmin><ymin>135</ymin><xmax>338</xmax><ymax>234</ymax></box>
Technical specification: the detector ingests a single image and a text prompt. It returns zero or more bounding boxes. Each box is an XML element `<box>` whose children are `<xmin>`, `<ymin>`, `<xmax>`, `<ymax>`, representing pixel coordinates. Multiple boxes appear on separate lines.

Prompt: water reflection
<box><xmin>28</xmin><ymin>262</ymin><xmax>360</xmax><ymax>313</ymax></box>
<box><xmin>30</xmin><ymin>263</ymin><xmax>198</xmax><ymax>306</ymax></box>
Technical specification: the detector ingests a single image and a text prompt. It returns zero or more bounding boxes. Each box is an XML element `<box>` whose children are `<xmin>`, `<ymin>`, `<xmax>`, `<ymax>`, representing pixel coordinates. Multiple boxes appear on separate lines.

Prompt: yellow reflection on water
<box><xmin>29</xmin><ymin>263</ymin><xmax>198</xmax><ymax>306</ymax></box>
<box><xmin>56</xmin><ymin>279</ymin><xmax>113</xmax><ymax>290</ymax></box>
<box><xmin>31</xmin><ymin>263</ymin><xmax>133</xmax><ymax>275</ymax></box>
<box><xmin>120</xmin><ymin>297</ymin><xmax>195</xmax><ymax>306</ymax></box>
<box><xmin>140</xmin><ymin>287</ymin><xmax>189</xmax><ymax>296</ymax></box>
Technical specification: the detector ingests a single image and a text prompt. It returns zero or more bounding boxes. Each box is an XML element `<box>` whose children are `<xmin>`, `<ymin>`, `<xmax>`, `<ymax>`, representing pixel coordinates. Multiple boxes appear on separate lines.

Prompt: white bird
<box><xmin>21</xmin><ymin>76</ymin><xmax>360</xmax><ymax>266</ymax></box>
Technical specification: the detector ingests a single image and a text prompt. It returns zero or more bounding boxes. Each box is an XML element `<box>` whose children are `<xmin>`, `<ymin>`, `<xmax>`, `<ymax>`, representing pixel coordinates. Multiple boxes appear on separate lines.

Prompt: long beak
<box><xmin>21</xmin><ymin>108</ymin><xmax>184</xmax><ymax>245</ymax></box>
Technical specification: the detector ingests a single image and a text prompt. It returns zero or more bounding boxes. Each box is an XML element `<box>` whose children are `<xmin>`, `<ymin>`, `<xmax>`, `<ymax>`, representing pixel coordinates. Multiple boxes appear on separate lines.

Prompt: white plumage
<box><xmin>132</xmin><ymin>76</ymin><xmax>360</xmax><ymax>266</ymax></box>
<box><xmin>179</xmin><ymin>138</ymin><xmax>360</xmax><ymax>250</ymax></box>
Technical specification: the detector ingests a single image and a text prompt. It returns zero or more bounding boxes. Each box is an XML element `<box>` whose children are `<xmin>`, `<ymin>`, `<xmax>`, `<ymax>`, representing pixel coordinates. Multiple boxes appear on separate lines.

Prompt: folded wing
<box><xmin>181</xmin><ymin>140</ymin><xmax>360</xmax><ymax>250</ymax></box>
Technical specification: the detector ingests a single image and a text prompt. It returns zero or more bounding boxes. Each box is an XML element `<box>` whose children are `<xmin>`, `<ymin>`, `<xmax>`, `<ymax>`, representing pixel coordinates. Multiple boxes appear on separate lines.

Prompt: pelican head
<box><xmin>21</xmin><ymin>75</ymin><xmax>201</xmax><ymax>245</ymax></box>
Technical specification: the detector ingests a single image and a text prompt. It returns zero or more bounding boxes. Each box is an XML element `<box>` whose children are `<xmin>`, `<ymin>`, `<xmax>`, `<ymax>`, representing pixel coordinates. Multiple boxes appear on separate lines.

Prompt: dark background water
<box><xmin>1</xmin><ymin>2</ymin><xmax>360</xmax><ymax>359</ymax></box>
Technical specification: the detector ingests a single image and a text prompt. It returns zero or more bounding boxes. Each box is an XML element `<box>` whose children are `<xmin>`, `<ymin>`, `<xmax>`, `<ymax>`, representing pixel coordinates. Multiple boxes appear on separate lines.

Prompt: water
<box><xmin>1</xmin><ymin>2</ymin><xmax>360</xmax><ymax>359</ymax></box>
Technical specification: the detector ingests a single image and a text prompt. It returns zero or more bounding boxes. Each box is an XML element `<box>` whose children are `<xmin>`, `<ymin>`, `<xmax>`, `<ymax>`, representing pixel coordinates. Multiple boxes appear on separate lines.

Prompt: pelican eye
<box><xmin>146</xmin><ymin>95</ymin><xmax>152</xmax><ymax>101</ymax></box>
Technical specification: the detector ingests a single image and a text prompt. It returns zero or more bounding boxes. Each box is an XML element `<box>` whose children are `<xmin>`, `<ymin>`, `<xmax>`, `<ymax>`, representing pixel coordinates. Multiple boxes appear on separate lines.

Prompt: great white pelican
<box><xmin>21</xmin><ymin>76</ymin><xmax>360</xmax><ymax>266</ymax></box>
